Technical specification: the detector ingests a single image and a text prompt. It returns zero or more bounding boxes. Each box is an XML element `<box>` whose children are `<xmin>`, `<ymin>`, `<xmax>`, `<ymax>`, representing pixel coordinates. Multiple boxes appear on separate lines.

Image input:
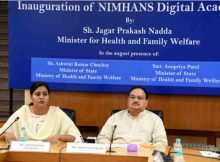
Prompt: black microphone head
<box><xmin>15</xmin><ymin>117</ymin><xmax>20</xmax><ymax>121</ymax></box>
<box><xmin>114</xmin><ymin>125</ymin><xmax>117</xmax><ymax>129</ymax></box>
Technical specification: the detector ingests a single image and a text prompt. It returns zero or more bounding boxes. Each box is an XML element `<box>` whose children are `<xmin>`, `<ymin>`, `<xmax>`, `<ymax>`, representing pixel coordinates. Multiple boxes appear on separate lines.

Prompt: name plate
<box><xmin>10</xmin><ymin>141</ymin><xmax>50</xmax><ymax>152</ymax></box>
<box><xmin>66</xmin><ymin>143</ymin><xmax>106</xmax><ymax>154</ymax></box>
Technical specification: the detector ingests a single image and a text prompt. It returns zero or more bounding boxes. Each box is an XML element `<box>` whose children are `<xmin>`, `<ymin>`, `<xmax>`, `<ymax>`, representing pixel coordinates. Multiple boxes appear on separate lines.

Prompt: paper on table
<box><xmin>200</xmin><ymin>151</ymin><xmax>219</xmax><ymax>158</ymax></box>
<box><xmin>103</xmin><ymin>144</ymin><xmax>140</xmax><ymax>148</ymax></box>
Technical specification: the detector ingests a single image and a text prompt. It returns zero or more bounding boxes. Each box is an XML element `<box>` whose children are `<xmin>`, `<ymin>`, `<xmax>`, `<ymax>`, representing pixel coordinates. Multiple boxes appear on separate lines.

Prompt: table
<box><xmin>0</xmin><ymin>141</ymin><xmax>219</xmax><ymax>162</ymax></box>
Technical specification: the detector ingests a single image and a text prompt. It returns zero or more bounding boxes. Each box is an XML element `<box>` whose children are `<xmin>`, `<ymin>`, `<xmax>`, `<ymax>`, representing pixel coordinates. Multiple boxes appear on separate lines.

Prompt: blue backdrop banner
<box><xmin>8</xmin><ymin>1</ymin><xmax>220</xmax><ymax>95</ymax></box>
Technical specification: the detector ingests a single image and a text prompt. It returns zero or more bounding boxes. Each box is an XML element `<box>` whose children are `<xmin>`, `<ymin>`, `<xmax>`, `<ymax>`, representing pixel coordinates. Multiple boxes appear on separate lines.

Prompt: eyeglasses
<box><xmin>129</xmin><ymin>95</ymin><xmax>145</xmax><ymax>100</ymax></box>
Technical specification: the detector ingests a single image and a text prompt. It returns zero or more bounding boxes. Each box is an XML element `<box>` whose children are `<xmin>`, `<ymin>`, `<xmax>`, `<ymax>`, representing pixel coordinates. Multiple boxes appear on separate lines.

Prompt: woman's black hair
<box><xmin>29</xmin><ymin>81</ymin><xmax>50</xmax><ymax>106</ymax></box>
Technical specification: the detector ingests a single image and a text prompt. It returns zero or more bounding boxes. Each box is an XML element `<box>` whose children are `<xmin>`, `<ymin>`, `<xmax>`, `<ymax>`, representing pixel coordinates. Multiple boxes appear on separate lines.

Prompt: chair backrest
<box><xmin>61</xmin><ymin>108</ymin><xmax>76</xmax><ymax>123</ymax></box>
<box><xmin>149</xmin><ymin>110</ymin><xmax>164</xmax><ymax>122</ymax></box>
<box><xmin>111</xmin><ymin>109</ymin><xmax>164</xmax><ymax>122</ymax></box>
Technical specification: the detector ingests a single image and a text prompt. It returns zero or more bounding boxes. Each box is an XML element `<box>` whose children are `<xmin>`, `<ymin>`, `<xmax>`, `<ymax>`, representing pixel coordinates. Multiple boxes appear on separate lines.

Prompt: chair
<box><xmin>111</xmin><ymin>109</ymin><xmax>164</xmax><ymax>122</ymax></box>
<box><xmin>149</xmin><ymin>110</ymin><xmax>164</xmax><ymax>122</ymax></box>
<box><xmin>61</xmin><ymin>108</ymin><xmax>76</xmax><ymax>123</ymax></box>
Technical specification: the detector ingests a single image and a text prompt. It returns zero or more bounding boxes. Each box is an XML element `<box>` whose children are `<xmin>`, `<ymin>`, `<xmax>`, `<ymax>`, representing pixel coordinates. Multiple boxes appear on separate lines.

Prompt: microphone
<box><xmin>152</xmin><ymin>146</ymin><xmax>174</xmax><ymax>162</ymax></box>
<box><xmin>166</xmin><ymin>146</ymin><xmax>174</xmax><ymax>162</ymax></box>
<box><xmin>0</xmin><ymin>117</ymin><xmax>19</xmax><ymax>150</ymax></box>
<box><xmin>107</xmin><ymin>125</ymin><xmax>117</xmax><ymax>153</ymax></box>
<box><xmin>152</xmin><ymin>148</ymin><xmax>174</xmax><ymax>162</ymax></box>
<box><xmin>0</xmin><ymin>117</ymin><xmax>19</xmax><ymax>136</ymax></box>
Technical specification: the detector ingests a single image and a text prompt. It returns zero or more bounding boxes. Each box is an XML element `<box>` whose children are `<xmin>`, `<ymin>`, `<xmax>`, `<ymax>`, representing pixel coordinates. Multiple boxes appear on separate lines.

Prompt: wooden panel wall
<box><xmin>48</xmin><ymin>91</ymin><xmax>220</xmax><ymax>131</ymax></box>
<box><xmin>0</xmin><ymin>1</ymin><xmax>9</xmax><ymax>116</ymax></box>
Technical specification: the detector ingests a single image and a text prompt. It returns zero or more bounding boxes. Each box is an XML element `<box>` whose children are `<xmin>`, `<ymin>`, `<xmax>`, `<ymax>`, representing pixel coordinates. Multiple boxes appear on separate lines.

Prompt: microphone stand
<box><xmin>107</xmin><ymin>125</ymin><xmax>117</xmax><ymax>153</ymax></box>
<box><xmin>166</xmin><ymin>146</ymin><xmax>174</xmax><ymax>162</ymax></box>
<box><xmin>152</xmin><ymin>146</ymin><xmax>174</xmax><ymax>162</ymax></box>
<box><xmin>0</xmin><ymin>117</ymin><xmax>19</xmax><ymax>136</ymax></box>
<box><xmin>0</xmin><ymin>117</ymin><xmax>19</xmax><ymax>150</ymax></box>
